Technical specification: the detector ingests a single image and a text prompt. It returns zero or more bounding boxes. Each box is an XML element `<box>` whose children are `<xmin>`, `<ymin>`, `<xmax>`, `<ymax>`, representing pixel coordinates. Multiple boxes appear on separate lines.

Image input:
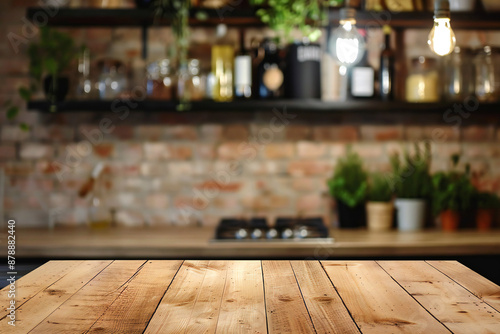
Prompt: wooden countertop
<box><xmin>10</xmin><ymin>227</ymin><xmax>500</xmax><ymax>258</ymax></box>
<box><xmin>2</xmin><ymin>260</ymin><xmax>499</xmax><ymax>333</ymax></box>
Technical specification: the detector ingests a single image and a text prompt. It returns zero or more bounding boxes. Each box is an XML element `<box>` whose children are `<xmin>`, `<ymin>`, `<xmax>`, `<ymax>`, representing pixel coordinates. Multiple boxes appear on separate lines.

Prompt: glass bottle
<box><xmin>406</xmin><ymin>56</ymin><xmax>440</xmax><ymax>102</ymax></box>
<box><xmin>147</xmin><ymin>59</ymin><xmax>174</xmax><ymax>100</ymax></box>
<box><xmin>349</xmin><ymin>30</ymin><xmax>374</xmax><ymax>99</ymax></box>
<box><xmin>88</xmin><ymin>175</ymin><xmax>112</xmax><ymax>229</ymax></box>
<box><xmin>257</xmin><ymin>38</ymin><xmax>284</xmax><ymax>99</ymax></box>
<box><xmin>380</xmin><ymin>25</ymin><xmax>395</xmax><ymax>101</ymax></box>
<box><xmin>97</xmin><ymin>58</ymin><xmax>127</xmax><ymax>99</ymax></box>
<box><xmin>75</xmin><ymin>47</ymin><xmax>93</xmax><ymax>99</ymax></box>
<box><xmin>177</xmin><ymin>59</ymin><xmax>205</xmax><ymax>101</ymax></box>
<box><xmin>474</xmin><ymin>46</ymin><xmax>499</xmax><ymax>102</ymax></box>
<box><xmin>443</xmin><ymin>46</ymin><xmax>474</xmax><ymax>101</ymax></box>
<box><xmin>234</xmin><ymin>30</ymin><xmax>252</xmax><ymax>99</ymax></box>
<box><xmin>211</xmin><ymin>24</ymin><xmax>234</xmax><ymax>102</ymax></box>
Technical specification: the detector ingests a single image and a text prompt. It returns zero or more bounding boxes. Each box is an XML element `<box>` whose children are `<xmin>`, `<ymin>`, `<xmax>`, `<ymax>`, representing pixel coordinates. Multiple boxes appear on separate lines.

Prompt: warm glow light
<box><xmin>428</xmin><ymin>18</ymin><xmax>456</xmax><ymax>56</ymax></box>
<box><xmin>329</xmin><ymin>19</ymin><xmax>366</xmax><ymax>67</ymax></box>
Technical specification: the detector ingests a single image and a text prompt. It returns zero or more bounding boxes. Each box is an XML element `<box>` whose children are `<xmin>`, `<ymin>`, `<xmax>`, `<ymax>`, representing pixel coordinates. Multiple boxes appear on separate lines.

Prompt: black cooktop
<box><xmin>214</xmin><ymin>217</ymin><xmax>330</xmax><ymax>241</ymax></box>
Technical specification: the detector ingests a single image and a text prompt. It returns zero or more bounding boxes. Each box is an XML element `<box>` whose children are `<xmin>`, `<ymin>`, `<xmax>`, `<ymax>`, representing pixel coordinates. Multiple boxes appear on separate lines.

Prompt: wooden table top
<box><xmin>2</xmin><ymin>260</ymin><xmax>500</xmax><ymax>333</ymax></box>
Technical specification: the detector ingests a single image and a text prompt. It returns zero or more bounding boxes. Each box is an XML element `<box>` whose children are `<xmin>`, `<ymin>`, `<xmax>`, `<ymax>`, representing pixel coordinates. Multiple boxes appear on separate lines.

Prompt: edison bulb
<box><xmin>428</xmin><ymin>18</ymin><xmax>456</xmax><ymax>56</ymax></box>
<box><xmin>329</xmin><ymin>20</ymin><xmax>366</xmax><ymax>67</ymax></box>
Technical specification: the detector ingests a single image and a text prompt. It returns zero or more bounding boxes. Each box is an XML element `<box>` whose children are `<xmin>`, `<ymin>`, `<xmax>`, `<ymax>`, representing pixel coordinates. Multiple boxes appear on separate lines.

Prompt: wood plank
<box><xmin>262</xmin><ymin>261</ymin><xmax>315</xmax><ymax>334</ymax></box>
<box><xmin>29</xmin><ymin>260</ymin><xmax>147</xmax><ymax>333</ymax></box>
<box><xmin>0</xmin><ymin>261</ymin><xmax>111</xmax><ymax>333</ymax></box>
<box><xmin>144</xmin><ymin>260</ymin><xmax>228</xmax><ymax>334</ymax></box>
<box><xmin>378</xmin><ymin>261</ymin><xmax>500</xmax><ymax>334</ymax></box>
<box><xmin>0</xmin><ymin>260</ymin><xmax>84</xmax><ymax>319</ymax></box>
<box><xmin>427</xmin><ymin>260</ymin><xmax>500</xmax><ymax>312</ymax></box>
<box><xmin>291</xmin><ymin>261</ymin><xmax>360</xmax><ymax>334</ymax></box>
<box><xmin>216</xmin><ymin>261</ymin><xmax>267</xmax><ymax>334</ymax></box>
<box><xmin>322</xmin><ymin>261</ymin><xmax>449</xmax><ymax>334</ymax></box>
<box><xmin>87</xmin><ymin>260</ymin><xmax>183</xmax><ymax>334</ymax></box>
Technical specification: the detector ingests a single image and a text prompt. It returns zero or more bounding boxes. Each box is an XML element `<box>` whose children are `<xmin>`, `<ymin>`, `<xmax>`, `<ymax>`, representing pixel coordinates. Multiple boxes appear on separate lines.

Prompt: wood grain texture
<box><xmin>378</xmin><ymin>261</ymin><xmax>500</xmax><ymax>334</ymax></box>
<box><xmin>216</xmin><ymin>261</ymin><xmax>267</xmax><ymax>334</ymax></box>
<box><xmin>0</xmin><ymin>260</ymin><xmax>84</xmax><ymax>319</ymax></box>
<box><xmin>262</xmin><ymin>261</ymin><xmax>315</xmax><ymax>334</ymax></box>
<box><xmin>322</xmin><ymin>261</ymin><xmax>449</xmax><ymax>334</ymax></box>
<box><xmin>144</xmin><ymin>260</ymin><xmax>228</xmax><ymax>334</ymax></box>
<box><xmin>29</xmin><ymin>260</ymin><xmax>147</xmax><ymax>333</ymax></box>
<box><xmin>290</xmin><ymin>261</ymin><xmax>360</xmax><ymax>334</ymax></box>
<box><xmin>0</xmin><ymin>261</ymin><xmax>111</xmax><ymax>334</ymax></box>
<box><xmin>427</xmin><ymin>260</ymin><xmax>500</xmax><ymax>313</ymax></box>
<box><xmin>87</xmin><ymin>260</ymin><xmax>183</xmax><ymax>334</ymax></box>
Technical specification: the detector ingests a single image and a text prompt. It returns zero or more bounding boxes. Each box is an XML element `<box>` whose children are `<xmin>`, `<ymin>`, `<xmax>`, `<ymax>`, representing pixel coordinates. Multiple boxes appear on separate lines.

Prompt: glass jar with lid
<box><xmin>146</xmin><ymin>59</ymin><xmax>174</xmax><ymax>100</ymax></box>
<box><xmin>177</xmin><ymin>59</ymin><xmax>206</xmax><ymax>101</ymax></box>
<box><xmin>97</xmin><ymin>58</ymin><xmax>127</xmax><ymax>99</ymax></box>
<box><xmin>474</xmin><ymin>46</ymin><xmax>500</xmax><ymax>102</ymax></box>
<box><xmin>442</xmin><ymin>46</ymin><xmax>474</xmax><ymax>101</ymax></box>
<box><xmin>406</xmin><ymin>56</ymin><xmax>440</xmax><ymax>103</ymax></box>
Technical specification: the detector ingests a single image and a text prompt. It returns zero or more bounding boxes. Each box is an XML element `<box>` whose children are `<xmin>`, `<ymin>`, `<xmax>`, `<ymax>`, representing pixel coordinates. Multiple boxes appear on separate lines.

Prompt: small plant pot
<box><xmin>476</xmin><ymin>209</ymin><xmax>494</xmax><ymax>231</ymax></box>
<box><xmin>43</xmin><ymin>75</ymin><xmax>69</xmax><ymax>102</ymax></box>
<box><xmin>366</xmin><ymin>202</ymin><xmax>394</xmax><ymax>232</ymax></box>
<box><xmin>395</xmin><ymin>198</ymin><xmax>427</xmax><ymax>232</ymax></box>
<box><xmin>337</xmin><ymin>200</ymin><xmax>366</xmax><ymax>229</ymax></box>
<box><xmin>440</xmin><ymin>209</ymin><xmax>460</xmax><ymax>231</ymax></box>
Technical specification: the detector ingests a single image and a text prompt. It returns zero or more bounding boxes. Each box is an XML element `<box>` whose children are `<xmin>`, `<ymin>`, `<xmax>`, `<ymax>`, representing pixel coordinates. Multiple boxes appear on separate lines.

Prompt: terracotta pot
<box><xmin>440</xmin><ymin>210</ymin><xmax>460</xmax><ymax>231</ymax></box>
<box><xmin>366</xmin><ymin>202</ymin><xmax>394</xmax><ymax>231</ymax></box>
<box><xmin>476</xmin><ymin>209</ymin><xmax>493</xmax><ymax>231</ymax></box>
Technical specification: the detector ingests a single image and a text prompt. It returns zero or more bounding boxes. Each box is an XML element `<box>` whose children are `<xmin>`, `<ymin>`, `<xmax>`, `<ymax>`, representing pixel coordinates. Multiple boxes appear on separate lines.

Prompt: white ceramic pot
<box><xmin>395</xmin><ymin>199</ymin><xmax>427</xmax><ymax>232</ymax></box>
<box><xmin>366</xmin><ymin>202</ymin><xmax>394</xmax><ymax>231</ymax></box>
<box><xmin>482</xmin><ymin>0</ymin><xmax>500</xmax><ymax>11</ymax></box>
<box><xmin>450</xmin><ymin>0</ymin><xmax>475</xmax><ymax>11</ymax></box>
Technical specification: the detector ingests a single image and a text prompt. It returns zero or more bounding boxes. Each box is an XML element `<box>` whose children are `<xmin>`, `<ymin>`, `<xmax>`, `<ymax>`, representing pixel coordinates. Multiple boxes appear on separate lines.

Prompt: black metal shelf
<box><xmin>26</xmin><ymin>7</ymin><xmax>500</xmax><ymax>29</ymax></box>
<box><xmin>26</xmin><ymin>99</ymin><xmax>500</xmax><ymax>115</ymax></box>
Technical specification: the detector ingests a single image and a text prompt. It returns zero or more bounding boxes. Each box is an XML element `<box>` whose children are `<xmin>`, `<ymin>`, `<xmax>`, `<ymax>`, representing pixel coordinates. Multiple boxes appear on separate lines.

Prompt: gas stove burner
<box><xmin>214</xmin><ymin>217</ymin><xmax>331</xmax><ymax>241</ymax></box>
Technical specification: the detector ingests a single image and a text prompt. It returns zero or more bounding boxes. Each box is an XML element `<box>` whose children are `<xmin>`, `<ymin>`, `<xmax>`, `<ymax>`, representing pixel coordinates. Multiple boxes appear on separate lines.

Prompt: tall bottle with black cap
<box><xmin>234</xmin><ymin>30</ymin><xmax>252</xmax><ymax>99</ymax></box>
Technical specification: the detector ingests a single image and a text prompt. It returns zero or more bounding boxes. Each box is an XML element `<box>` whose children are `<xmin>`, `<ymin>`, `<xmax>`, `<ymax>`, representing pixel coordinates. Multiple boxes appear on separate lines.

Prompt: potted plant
<box><xmin>366</xmin><ymin>172</ymin><xmax>394</xmax><ymax>231</ymax></box>
<box><xmin>327</xmin><ymin>150</ymin><xmax>367</xmax><ymax>228</ymax></box>
<box><xmin>432</xmin><ymin>155</ymin><xmax>476</xmax><ymax>231</ymax></box>
<box><xmin>390</xmin><ymin>142</ymin><xmax>432</xmax><ymax>232</ymax></box>
<box><xmin>475</xmin><ymin>192</ymin><xmax>499</xmax><ymax>231</ymax></box>
<box><xmin>29</xmin><ymin>27</ymin><xmax>78</xmax><ymax>106</ymax></box>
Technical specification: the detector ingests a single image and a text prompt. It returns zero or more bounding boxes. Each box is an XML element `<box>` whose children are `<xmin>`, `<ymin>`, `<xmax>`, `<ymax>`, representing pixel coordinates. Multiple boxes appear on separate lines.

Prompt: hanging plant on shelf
<box><xmin>249</xmin><ymin>0</ymin><xmax>343</xmax><ymax>42</ymax></box>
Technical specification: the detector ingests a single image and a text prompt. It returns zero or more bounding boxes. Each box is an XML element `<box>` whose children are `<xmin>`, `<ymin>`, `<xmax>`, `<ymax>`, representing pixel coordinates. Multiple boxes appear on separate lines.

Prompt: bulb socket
<box><xmin>434</xmin><ymin>0</ymin><xmax>450</xmax><ymax>19</ymax></box>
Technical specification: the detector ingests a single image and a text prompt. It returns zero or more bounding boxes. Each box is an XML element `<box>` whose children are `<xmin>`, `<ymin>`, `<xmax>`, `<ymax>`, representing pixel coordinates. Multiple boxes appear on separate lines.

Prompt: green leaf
<box><xmin>18</xmin><ymin>86</ymin><xmax>31</xmax><ymax>101</ymax></box>
<box><xmin>19</xmin><ymin>123</ymin><xmax>30</xmax><ymax>132</ymax></box>
<box><xmin>7</xmin><ymin>106</ymin><xmax>19</xmax><ymax>120</ymax></box>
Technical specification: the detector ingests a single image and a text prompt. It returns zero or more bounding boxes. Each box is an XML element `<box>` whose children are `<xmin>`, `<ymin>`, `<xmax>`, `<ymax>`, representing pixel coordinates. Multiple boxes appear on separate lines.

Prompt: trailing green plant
<box><xmin>367</xmin><ymin>172</ymin><xmax>393</xmax><ymax>202</ymax></box>
<box><xmin>431</xmin><ymin>154</ymin><xmax>476</xmax><ymax>215</ymax></box>
<box><xmin>389</xmin><ymin>142</ymin><xmax>432</xmax><ymax>199</ymax></box>
<box><xmin>476</xmin><ymin>192</ymin><xmax>500</xmax><ymax>210</ymax></box>
<box><xmin>250</xmin><ymin>0</ymin><xmax>343</xmax><ymax>42</ymax></box>
<box><xmin>327</xmin><ymin>149</ymin><xmax>367</xmax><ymax>207</ymax></box>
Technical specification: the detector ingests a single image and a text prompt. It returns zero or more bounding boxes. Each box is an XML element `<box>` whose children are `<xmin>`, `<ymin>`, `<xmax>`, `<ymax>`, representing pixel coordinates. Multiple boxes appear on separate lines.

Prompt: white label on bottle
<box><xmin>351</xmin><ymin>67</ymin><xmax>374</xmax><ymax>97</ymax></box>
<box><xmin>234</xmin><ymin>55</ymin><xmax>252</xmax><ymax>85</ymax></box>
<box><xmin>297</xmin><ymin>45</ymin><xmax>321</xmax><ymax>62</ymax></box>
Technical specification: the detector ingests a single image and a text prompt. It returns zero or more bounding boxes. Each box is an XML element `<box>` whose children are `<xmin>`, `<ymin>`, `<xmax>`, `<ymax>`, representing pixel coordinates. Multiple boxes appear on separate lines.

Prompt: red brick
<box><xmin>195</xmin><ymin>180</ymin><xmax>242</xmax><ymax>192</ymax></box>
<box><xmin>291</xmin><ymin>178</ymin><xmax>317</xmax><ymax>192</ymax></box>
<box><xmin>20</xmin><ymin>143</ymin><xmax>54</xmax><ymax>160</ymax></box>
<box><xmin>0</xmin><ymin>145</ymin><xmax>16</xmax><ymax>160</ymax></box>
<box><xmin>167</xmin><ymin>162</ymin><xmax>194</xmax><ymax>177</ymax></box>
<box><xmin>241</xmin><ymin>195</ymin><xmax>290</xmax><ymax>210</ymax></box>
<box><xmin>222</xmin><ymin>124</ymin><xmax>249</xmax><ymax>141</ymax></box>
<box><xmin>313</xmin><ymin>126</ymin><xmax>358</xmax><ymax>142</ymax></box>
<box><xmin>144</xmin><ymin>142</ymin><xmax>171</xmax><ymax>161</ymax></box>
<box><xmin>174</xmin><ymin>196</ymin><xmax>209</xmax><ymax>211</ymax></box>
<box><xmin>1</xmin><ymin>125</ymin><xmax>30</xmax><ymax>142</ymax></box>
<box><xmin>296</xmin><ymin>194</ymin><xmax>322</xmax><ymax>211</ymax></box>
<box><xmin>33</xmin><ymin>125</ymin><xmax>74</xmax><ymax>142</ymax></box>
<box><xmin>462</xmin><ymin>126</ymin><xmax>495</xmax><ymax>142</ymax></box>
<box><xmin>200</xmin><ymin>124</ymin><xmax>223</xmax><ymax>142</ymax></box>
<box><xmin>263</xmin><ymin>143</ymin><xmax>295</xmax><ymax>159</ymax></box>
<box><xmin>463</xmin><ymin>143</ymin><xmax>500</xmax><ymax>158</ymax></box>
<box><xmin>405</xmin><ymin>126</ymin><xmax>425</xmax><ymax>141</ymax></box>
<box><xmin>194</xmin><ymin>143</ymin><xmax>216</xmax><ymax>159</ymax></box>
<box><xmin>145</xmin><ymin>193</ymin><xmax>169</xmax><ymax>209</ymax></box>
<box><xmin>288</xmin><ymin>160</ymin><xmax>332</xmax><ymax>177</ymax></box>
<box><xmin>217</xmin><ymin>142</ymin><xmax>258</xmax><ymax>160</ymax></box>
<box><xmin>170</xmin><ymin>144</ymin><xmax>192</xmax><ymax>160</ymax></box>
<box><xmin>247</xmin><ymin>161</ymin><xmax>284</xmax><ymax>175</ymax></box>
<box><xmin>115</xmin><ymin>209</ymin><xmax>144</xmax><ymax>227</ymax></box>
<box><xmin>250</xmin><ymin>124</ymin><xmax>285</xmax><ymax>142</ymax></box>
<box><xmin>116</xmin><ymin>142</ymin><xmax>143</xmax><ymax>162</ymax></box>
<box><xmin>135</xmin><ymin>125</ymin><xmax>165</xmax><ymax>141</ymax></box>
<box><xmin>165</xmin><ymin>125</ymin><xmax>198</xmax><ymax>140</ymax></box>
<box><xmin>352</xmin><ymin>143</ymin><xmax>384</xmax><ymax>158</ymax></box>
<box><xmin>425</xmin><ymin>126</ymin><xmax>460</xmax><ymax>142</ymax></box>
<box><xmin>328</xmin><ymin>143</ymin><xmax>346</xmax><ymax>157</ymax></box>
<box><xmin>213</xmin><ymin>196</ymin><xmax>239</xmax><ymax>209</ymax></box>
<box><xmin>140</xmin><ymin>162</ymin><xmax>166</xmax><ymax>176</ymax></box>
<box><xmin>360</xmin><ymin>125</ymin><xmax>403</xmax><ymax>141</ymax></box>
<box><xmin>285</xmin><ymin>125</ymin><xmax>311</xmax><ymax>141</ymax></box>
<box><xmin>111</xmin><ymin>125</ymin><xmax>134</xmax><ymax>140</ymax></box>
<box><xmin>93</xmin><ymin>143</ymin><xmax>115</xmax><ymax>158</ymax></box>
<box><xmin>297</xmin><ymin>141</ymin><xmax>326</xmax><ymax>158</ymax></box>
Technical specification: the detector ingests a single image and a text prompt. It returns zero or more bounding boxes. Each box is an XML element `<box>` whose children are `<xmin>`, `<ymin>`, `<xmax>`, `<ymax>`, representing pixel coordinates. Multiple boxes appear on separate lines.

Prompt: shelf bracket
<box><xmin>141</xmin><ymin>25</ymin><xmax>148</xmax><ymax>60</ymax></box>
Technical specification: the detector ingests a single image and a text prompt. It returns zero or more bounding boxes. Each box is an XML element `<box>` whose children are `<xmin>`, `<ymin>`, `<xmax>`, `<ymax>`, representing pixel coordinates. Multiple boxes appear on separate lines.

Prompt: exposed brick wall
<box><xmin>1</xmin><ymin>2</ymin><xmax>500</xmax><ymax>228</ymax></box>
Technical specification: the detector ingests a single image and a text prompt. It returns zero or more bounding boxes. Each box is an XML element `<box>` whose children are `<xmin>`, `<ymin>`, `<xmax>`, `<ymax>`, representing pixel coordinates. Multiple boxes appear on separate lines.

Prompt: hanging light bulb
<box><xmin>428</xmin><ymin>0</ymin><xmax>456</xmax><ymax>56</ymax></box>
<box><xmin>328</xmin><ymin>8</ymin><xmax>366</xmax><ymax>67</ymax></box>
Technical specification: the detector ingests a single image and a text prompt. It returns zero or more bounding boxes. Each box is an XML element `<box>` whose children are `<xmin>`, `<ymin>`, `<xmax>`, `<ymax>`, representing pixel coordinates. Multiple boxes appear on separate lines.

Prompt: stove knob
<box><xmin>235</xmin><ymin>228</ymin><xmax>248</xmax><ymax>239</ymax></box>
<box><xmin>294</xmin><ymin>226</ymin><xmax>308</xmax><ymax>239</ymax></box>
<box><xmin>282</xmin><ymin>228</ymin><xmax>293</xmax><ymax>239</ymax></box>
<box><xmin>266</xmin><ymin>228</ymin><xmax>278</xmax><ymax>239</ymax></box>
<box><xmin>251</xmin><ymin>228</ymin><xmax>263</xmax><ymax>239</ymax></box>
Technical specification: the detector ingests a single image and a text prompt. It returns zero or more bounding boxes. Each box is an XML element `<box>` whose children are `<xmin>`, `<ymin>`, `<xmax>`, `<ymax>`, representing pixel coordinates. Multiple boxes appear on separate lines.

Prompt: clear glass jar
<box><xmin>406</xmin><ymin>56</ymin><xmax>440</xmax><ymax>103</ymax></box>
<box><xmin>177</xmin><ymin>59</ymin><xmax>206</xmax><ymax>101</ymax></box>
<box><xmin>97</xmin><ymin>58</ymin><xmax>127</xmax><ymax>99</ymax></box>
<box><xmin>147</xmin><ymin>59</ymin><xmax>174</xmax><ymax>100</ymax></box>
<box><xmin>88</xmin><ymin>176</ymin><xmax>112</xmax><ymax>229</ymax></box>
<box><xmin>75</xmin><ymin>47</ymin><xmax>94</xmax><ymax>99</ymax></box>
<box><xmin>474</xmin><ymin>46</ymin><xmax>500</xmax><ymax>102</ymax></box>
<box><xmin>443</xmin><ymin>46</ymin><xmax>474</xmax><ymax>101</ymax></box>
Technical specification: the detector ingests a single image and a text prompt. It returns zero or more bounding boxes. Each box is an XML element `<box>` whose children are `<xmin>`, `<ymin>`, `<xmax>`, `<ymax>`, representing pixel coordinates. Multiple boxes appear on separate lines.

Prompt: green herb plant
<box><xmin>367</xmin><ymin>172</ymin><xmax>393</xmax><ymax>202</ymax></box>
<box><xmin>390</xmin><ymin>142</ymin><xmax>432</xmax><ymax>200</ymax></box>
<box><xmin>250</xmin><ymin>0</ymin><xmax>343</xmax><ymax>42</ymax></box>
<box><xmin>431</xmin><ymin>154</ymin><xmax>476</xmax><ymax>215</ymax></box>
<box><xmin>327</xmin><ymin>150</ymin><xmax>367</xmax><ymax>208</ymax></box>
<box><xmin>476</xmin><ymin>192</ymin><xmax>500</xmax><ymax>210</ymax></box>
